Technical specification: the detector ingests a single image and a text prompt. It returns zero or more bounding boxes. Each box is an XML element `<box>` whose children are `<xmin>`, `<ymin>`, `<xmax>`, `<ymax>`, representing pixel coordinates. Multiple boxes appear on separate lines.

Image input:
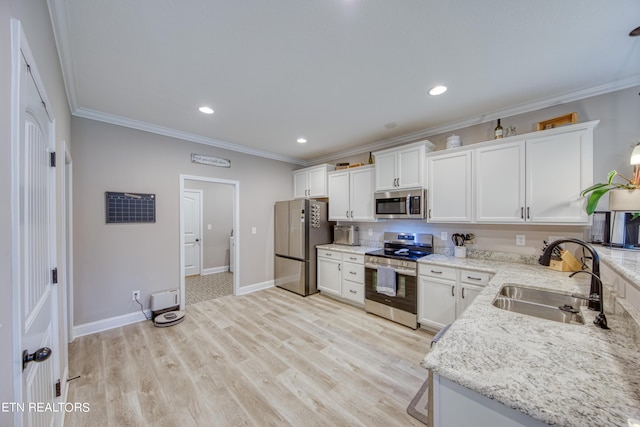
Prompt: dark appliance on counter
<box><xmin>364</xmin><ymin>232</ymin><xmax>433</xmax><ymax>329</ymax></box>
<box><xmin>374</xmin><ymin>189</ymin><xmax>426</xmax><ymax>220</ymax></box>
<box><xmin>274</xmin><ymin>199</ymin><xmax>333</xmax><ymax>296</ymax></box>
<box><xmin>590</xmin><ymin>211</ymin><xmax>640</xmax><ymax>250</ymax></box>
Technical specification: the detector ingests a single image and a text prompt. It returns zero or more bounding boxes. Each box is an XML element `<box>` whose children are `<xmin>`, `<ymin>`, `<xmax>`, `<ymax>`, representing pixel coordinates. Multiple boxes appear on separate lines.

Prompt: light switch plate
<box><xmin>251</xmin><ymin>227</ymin><xmax>257</xmax><ymax>235</ymax></box>
<box><xmin>516</xmin><ymin>235</ymin><xmax>526</xmax><ymax>246</ymax></box>
<box><xmin>441</xmin><ymin>231</ymin><xmax>448</xmax><ymax>241</ymax></box>
<box><xmin>368</xmin><ymin>228</ymin><xmax>373</xmax><ymax>237</ymax></box>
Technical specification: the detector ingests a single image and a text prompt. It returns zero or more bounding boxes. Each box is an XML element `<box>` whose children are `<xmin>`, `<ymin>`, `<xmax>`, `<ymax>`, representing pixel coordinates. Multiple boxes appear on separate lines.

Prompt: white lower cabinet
<box><xmin>418</xmin><ymin>264</ymin><xmax>491</xmax><ymax>331</ymax></box>
<box><xmin>317</xmin><ymin>250</ymin><xmax>342</xmax><ymax>297</ymax></box>
<box><xmin>317</xmin><ymin>249</ymin><xmax>365</xmax><ymax>305</ymax></box>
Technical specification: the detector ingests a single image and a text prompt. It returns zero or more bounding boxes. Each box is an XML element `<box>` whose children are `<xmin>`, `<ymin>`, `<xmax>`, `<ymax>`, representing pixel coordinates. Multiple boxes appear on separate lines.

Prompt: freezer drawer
<box><xmin>275</xmin><ymin>256</ymin><xmax>313</xmax><ymax>296</ymax></box>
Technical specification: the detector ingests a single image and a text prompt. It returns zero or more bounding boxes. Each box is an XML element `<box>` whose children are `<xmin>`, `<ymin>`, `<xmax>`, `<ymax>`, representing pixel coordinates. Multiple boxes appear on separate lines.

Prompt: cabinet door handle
<box><xmin>462</xmin><ymin>288</ymin><xmax>466</xmax><ymax>299</ymax></box>
<box><xmin>338</xmin><ymin>263</ymin><xmax>341</xmax><ymax>271</ymax></box>
<box><xmin>451</xmin><ymin>285</ymin><xmax>455</xmax><ymax>297</ymax></box>
<box><xmin>346</xmin><ymin>210</ymin><xmax>349</xmax><ymax>218</ymax></box>
<box><xmin>428</xmin><ymin>209</ymin><xmax>432</xmax><ymax>219</ymax></box>
<box><xmin>520</xmin><ymin>207</ymin><xmax>524</xmax><ymax>219</ymax></box>
<box><xmin>527</xmin><ymin>207</ymin><xmax>530</xmax><ymax>219</ymax></box>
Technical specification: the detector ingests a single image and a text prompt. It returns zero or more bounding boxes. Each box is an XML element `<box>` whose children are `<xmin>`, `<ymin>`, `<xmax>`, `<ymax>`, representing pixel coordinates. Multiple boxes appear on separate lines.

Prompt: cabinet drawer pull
<box><xmin>349</xmin><ymin>256</ymin><xmax>357</xmax><ymax>261</ymax></box>
<box><xmin>466</xmin><ymin>276</ymin><xmax>482</xmax><ymax>281</ymax></box>
<box><xmin>349</xmin><ymin>289</ymin><xmax>357</xmax><ymax>294</ymax></box>
<box><xmin>430</xmin><ymin>270</ymin><xmax>443</xmax><ymax>274</ymax></box>
<box><xmin>349</xmin><ymin>271</ymin><xmax>357</xmax><ymax>275</ymax></box>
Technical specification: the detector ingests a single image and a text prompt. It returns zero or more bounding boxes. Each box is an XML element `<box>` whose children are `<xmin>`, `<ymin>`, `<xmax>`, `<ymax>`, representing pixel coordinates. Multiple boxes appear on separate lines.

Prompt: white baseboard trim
<box><xmin>73</xmin><ymin>309</ymin><xmax>152</xmax><ymax>338</ymax></box>
<box><xmin>236</xmin><ymin>280</ymin><xmax>274</xmax><ymax>296</ymax></box>
<box><xmin>202</xmin><ymin>266</ymin><xmax>229</xmax><ymax>275</ymax></box>
<box><xmin>73</xmin><ymin>280</ymin><xmax>274</xmax><ymax>337</ymax></box>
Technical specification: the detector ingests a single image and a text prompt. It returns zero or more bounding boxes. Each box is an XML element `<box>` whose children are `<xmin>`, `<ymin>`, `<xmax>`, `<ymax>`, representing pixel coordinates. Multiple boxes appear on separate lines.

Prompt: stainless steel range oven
<box><xmin>364</xmin><ymin>232</ymin><xmax>433</xmax><ymax>329</ymax></box>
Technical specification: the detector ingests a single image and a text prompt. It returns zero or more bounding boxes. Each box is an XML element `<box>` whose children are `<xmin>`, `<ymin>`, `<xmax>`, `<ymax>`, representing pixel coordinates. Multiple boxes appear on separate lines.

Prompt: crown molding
<box><xmin>47</xmin><ymin>0</ymin><xmax>78</xmax><ymax>113</ymax></box>
<box><xmin>73</xmin><ymin>108</ymin><xmax>306</xmax><ymax>165</ymax></box>
<box><xmin>310</xmin><ymin>75</ymin><xmax>640</xmax><ymax>164</ymax></box>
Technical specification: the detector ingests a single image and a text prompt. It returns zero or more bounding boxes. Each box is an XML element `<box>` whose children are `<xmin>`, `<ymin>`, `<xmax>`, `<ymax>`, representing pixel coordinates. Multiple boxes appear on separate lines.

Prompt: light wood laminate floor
<box><xmin>65</xmin><ymin>287</ymin><xmax>433</xmax><ymax>426</ymax></box>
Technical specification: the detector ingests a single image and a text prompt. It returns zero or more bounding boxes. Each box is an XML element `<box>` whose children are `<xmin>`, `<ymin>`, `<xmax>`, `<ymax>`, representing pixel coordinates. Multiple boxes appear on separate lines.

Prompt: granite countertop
<box><xmin>316</xmin><ymin>244</ymin><xmax>379</xmax><ymax>255</ymax></box>
<box><xmin>419</xmin><ymin>254</ymin><xmax>640</xmax><ymax>427</ymax></box>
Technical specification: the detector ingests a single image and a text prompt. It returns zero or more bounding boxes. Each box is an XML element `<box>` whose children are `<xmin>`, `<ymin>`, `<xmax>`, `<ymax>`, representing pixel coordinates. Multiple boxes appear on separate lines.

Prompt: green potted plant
<box><xmin>581</xmin><ymin>169</ymin><xmax>640</xmax><ymax>214</ymax></box>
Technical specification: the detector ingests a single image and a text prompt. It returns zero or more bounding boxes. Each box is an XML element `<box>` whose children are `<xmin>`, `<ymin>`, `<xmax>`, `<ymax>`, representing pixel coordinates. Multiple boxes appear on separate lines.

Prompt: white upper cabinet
<box><xmin>328</xmin><ymin>165</ymin><xmax>375</xmax><ymax>221</ymax></box>
<box><xmin>475</xmin><ymin>140</ymin><xmax>526</xmax><ymax>223</ymax></box>
<box><xmin>426</xmin><ymin>151</ymin><xmax>473</xmax><ymax>223</ymax></box>
<box><xmin>474</xmin><ymin>127</ymin><xmax>593</xmax><ymax>224</ymax></box>
<box><xmin>426</xmin><ymin>120</ymin><xmax>597</xmax><ymax>225</ymax></box>
<box><xmin>525</xmin><ymin>130</ymin><xmax>592</xmax><ymax>224</ymax></box>
<box><xmin>374</xmin><ymin>140</ymin><xmax>435</xmax><ymax>191</ymax></box>
<box><xmin>293</xmin><ymin>164</ymin><xmax>335</xmax><ymax>199</ymax></box>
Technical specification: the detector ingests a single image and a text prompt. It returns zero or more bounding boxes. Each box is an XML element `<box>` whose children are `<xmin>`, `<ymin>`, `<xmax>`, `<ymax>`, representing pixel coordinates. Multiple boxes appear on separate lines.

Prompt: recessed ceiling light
<box><xmin>428</xmin><ymin>85</ymin><xmax>447</xmax><ymax>96</ymax></box>
<box><xmin>297</xmin><ymin>138</ymin><xmax>307</xmax><ymax>144</ymax></box>
<box><xmin>198</xmin><ymin>106</ymin><xmax>214</xmax><ymax>114</ymax></box>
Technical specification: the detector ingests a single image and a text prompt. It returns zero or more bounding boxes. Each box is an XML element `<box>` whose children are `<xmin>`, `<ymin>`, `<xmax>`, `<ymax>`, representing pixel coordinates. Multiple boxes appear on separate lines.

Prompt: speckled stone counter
<box><xmin>316</xmin><ymin>244</ymin><xmax>379</xmax><ymax>254</ymax></box>
<box><xmin>420</xmin><ymin>254</ymin><xmax>640</xmax><ymax>427</ymax></box>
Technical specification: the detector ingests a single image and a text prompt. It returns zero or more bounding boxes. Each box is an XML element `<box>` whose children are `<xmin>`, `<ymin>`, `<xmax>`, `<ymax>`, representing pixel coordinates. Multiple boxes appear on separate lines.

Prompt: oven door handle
<box><xmin>365</xmin><ymin>264</ymin><xmax>416</xmax><ymax>277</ymax></box>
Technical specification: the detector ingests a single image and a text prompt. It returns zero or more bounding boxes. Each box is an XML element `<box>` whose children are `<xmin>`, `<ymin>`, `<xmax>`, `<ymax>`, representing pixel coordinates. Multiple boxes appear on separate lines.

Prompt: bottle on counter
<box><xmin>494</xmin><ymin>118</ymin><xmax>503</xmax><ymax>139</ymax></box>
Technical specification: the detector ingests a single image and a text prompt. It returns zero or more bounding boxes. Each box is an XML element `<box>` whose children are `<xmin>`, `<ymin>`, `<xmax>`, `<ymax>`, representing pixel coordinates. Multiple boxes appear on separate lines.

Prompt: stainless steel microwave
<box><xmin>374</xmin><ymin>189</ymin><xmax>425</xmax><ymax>219</ymax></box>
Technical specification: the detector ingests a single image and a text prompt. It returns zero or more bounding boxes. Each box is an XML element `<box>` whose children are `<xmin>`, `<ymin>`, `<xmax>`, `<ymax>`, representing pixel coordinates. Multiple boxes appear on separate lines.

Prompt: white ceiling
<box><xmin>49</xmin><ymin>0</ymin><xmax>640</xmax><ymax>165</ymax></box>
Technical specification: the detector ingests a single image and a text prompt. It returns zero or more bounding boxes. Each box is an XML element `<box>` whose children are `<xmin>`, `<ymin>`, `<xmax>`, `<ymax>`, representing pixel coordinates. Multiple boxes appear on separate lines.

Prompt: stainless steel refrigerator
<box><xmin>274</xmin><ymin>199</ymin><xmax>332</xmax><ymax>296</ymax></box>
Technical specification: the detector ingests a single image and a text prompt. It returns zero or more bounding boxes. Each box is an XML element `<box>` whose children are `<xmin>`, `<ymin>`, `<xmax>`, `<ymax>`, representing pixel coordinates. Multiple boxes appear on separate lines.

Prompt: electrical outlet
<box><xmin>368</xmin><ymin>228</ymin><xmax>373</xmax><ymax>237</ymax></box>
<box><xmin>440</xmin><ymin>231</ymin><xmax>448</xmax><ymax>241</ymax></box>
<box><xmin>132</xmin><ymin>290</ymin><xmax>140</xmax><ymax>301</ymax></box>
<box><xmin>516</xmin><ymin>235</ymin><xmax>526</xmax><ymax>246</ymax></box>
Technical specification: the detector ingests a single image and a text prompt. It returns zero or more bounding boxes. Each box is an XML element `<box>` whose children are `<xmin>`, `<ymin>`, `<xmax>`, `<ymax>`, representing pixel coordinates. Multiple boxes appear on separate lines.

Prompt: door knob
<box><xmin>22</xmin><ymin>347</ymin><xmax>52</xmax><ymax>371</ymax></box>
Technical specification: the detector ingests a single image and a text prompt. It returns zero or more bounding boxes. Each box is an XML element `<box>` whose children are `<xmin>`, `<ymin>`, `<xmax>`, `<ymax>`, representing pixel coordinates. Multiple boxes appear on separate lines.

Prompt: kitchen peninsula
<box><xmin>420</xmin><ymin>249</ymin><xmax>640</xmax><ymax>426</ymax></box>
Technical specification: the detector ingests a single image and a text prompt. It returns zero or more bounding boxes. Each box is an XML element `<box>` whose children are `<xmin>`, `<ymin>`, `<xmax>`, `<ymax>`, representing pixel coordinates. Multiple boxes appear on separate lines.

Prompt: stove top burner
<box><xmin>366</xmin><ymin>232</ymin><xmax>433</xmax><ymax>262</ymax></box>
<box><xmin>366</xmin><ymin>248</ymin><xmax>430</xmax><ymax>261</ymax></box>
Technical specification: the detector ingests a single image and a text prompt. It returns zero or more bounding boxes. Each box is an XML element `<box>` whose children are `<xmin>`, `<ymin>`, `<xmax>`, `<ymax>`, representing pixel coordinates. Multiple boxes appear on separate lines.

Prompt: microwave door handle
<box><xmin>406</xmin><ymin>197</ymin><xmax>411</xmax><ymax>215</ymax></box>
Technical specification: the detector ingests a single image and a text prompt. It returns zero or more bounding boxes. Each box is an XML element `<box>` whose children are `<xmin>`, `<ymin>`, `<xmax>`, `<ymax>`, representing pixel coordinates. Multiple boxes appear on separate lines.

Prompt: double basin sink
<box><xmin>492</xmin><ymin>284</ymin><xmax>586</xmax><ymax>325</ymax></box>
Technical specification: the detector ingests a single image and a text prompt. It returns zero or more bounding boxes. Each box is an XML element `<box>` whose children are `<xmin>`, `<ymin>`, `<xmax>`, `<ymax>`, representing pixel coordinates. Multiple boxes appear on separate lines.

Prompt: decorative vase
<box><xmin>608</xmin><ymin>189</ymin><xmax>640</xmax><ymax>211</ymax></box>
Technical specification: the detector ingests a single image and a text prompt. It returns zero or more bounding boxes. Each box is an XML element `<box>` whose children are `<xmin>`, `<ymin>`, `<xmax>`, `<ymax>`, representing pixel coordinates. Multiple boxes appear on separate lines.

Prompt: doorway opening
<box><xmin>179</xmin><ymin>175</ymin><xmax>239</xmax><ymax>308</ymax></box>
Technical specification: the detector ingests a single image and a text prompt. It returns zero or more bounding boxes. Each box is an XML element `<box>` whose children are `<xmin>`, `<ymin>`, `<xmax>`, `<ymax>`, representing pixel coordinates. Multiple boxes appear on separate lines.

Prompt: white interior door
<box><xmin>17</xmin><ymin>43</ymin><xmax>58</xmax><ymax>426</ymax></box>
<box><xmin>183</xmin><ymin>190</ymin><xmax>202</xmax><ymax>276</ymax></box>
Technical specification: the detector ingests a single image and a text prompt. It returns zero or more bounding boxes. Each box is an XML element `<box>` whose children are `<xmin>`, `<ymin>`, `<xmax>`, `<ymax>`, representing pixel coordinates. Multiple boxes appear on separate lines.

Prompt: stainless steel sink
<box><xmin>499</xmin><ymin>284</ymin><xmax>587</xmax><ymax>309</ymax></box>
<box><xmin>492</xmin><ymin>284</ymin><xmax>586</xmax><ymax>325</ymax></box>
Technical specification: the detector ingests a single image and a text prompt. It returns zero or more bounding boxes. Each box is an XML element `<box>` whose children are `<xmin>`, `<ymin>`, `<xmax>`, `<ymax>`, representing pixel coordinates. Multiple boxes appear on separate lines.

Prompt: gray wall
<box><xmin>184</xmin><ymin>179</ymin><xmax>234</xmax><ymax>270</ymax></box>
<box><xmin>1</xmin><ymin>0</ymin><xmax>71</xmax><ymax>425</ymax></box>
<box><xmin>334</xmin><ymin>86</ymin><xmax>640</xmax><ymax>255</ymax></box>
<box><xmin>71</xmin><ymin>117</ymin><xmax>295</xmax><ymax>325</ymax></box>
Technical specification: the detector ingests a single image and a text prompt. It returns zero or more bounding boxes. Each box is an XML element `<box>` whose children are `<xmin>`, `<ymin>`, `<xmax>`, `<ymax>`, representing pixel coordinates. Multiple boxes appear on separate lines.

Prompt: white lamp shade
<box><xmin>608</xmin><ymin>189</ymin><xmax>640</xmax><ymax>211</ymax></box>
<box><xmin>630</xmin><ymin>143</ymin><xmax>640</xmax><ymax>165</ymax></box>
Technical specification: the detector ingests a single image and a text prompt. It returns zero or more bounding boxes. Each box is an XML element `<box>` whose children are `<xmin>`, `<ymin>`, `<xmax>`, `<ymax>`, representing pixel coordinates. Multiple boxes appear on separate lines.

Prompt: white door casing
<box><xmin>183</xmin><ymin>190</ymin><xmax>202</xmax><ymax>276</ymax></box>
<box><xmin>179</xmin><ymin>175</ymin><xmax>240</xmax><ymax>309</ymax></box>
<box><xmin>11</xmin><ymin>19</ymin><xmax>60</xmax><ymax>427</ymax></box>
